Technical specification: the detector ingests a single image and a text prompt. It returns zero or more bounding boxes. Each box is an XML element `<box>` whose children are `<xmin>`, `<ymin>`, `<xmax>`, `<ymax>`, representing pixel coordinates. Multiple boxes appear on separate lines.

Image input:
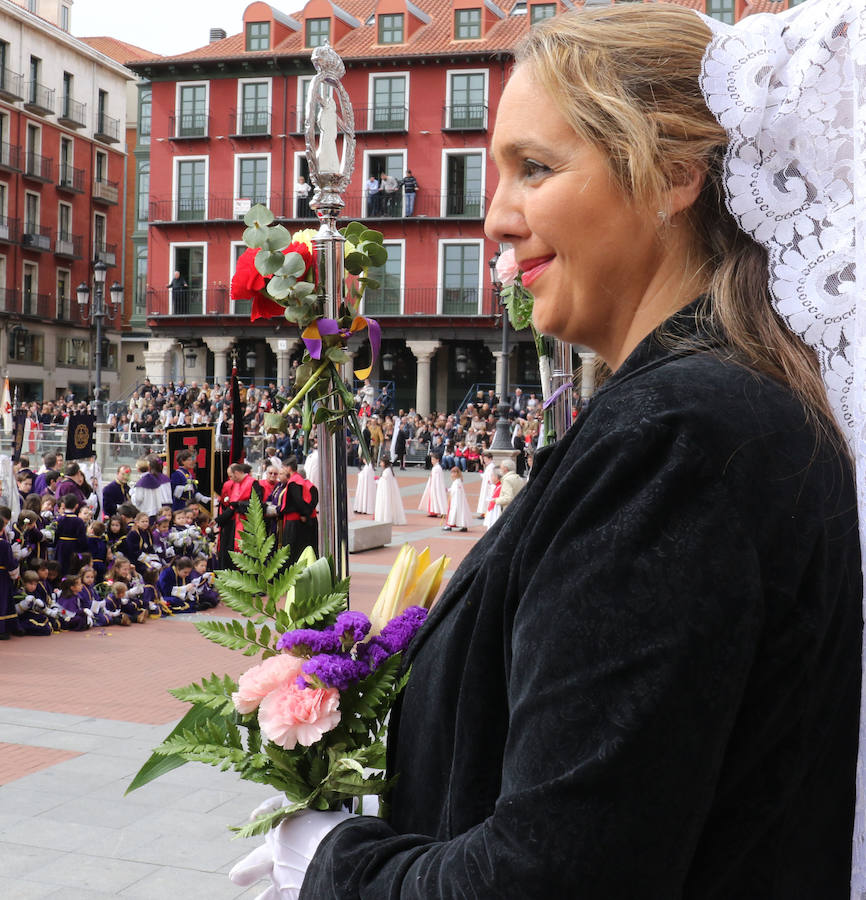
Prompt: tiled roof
<box><xmin>129</xmin><ymin>0</ymin><xmax>789</xmax><ymax>68</ymax></box>
<box><xmin>78</xmin><ymin>36</ymin><xmax>158</xmax><ymax>65</ymax></box>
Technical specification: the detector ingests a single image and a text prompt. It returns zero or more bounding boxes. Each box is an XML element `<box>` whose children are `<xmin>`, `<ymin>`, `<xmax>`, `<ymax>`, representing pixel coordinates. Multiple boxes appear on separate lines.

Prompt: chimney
<box><xmin>209</xmin><ymin>28</ymin><xmax>227</xmax><ymax>43</ymax></box>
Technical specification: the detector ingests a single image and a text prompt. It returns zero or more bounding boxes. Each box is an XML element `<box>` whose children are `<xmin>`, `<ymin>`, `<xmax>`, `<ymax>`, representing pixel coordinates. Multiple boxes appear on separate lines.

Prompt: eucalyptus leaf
<box><xmin>279</xmin><ymin>251</ymin><xmax>308</xmax><ymax>279</ymax></box>
<box><xmin>358</xmin><ymin>277</ymin><xmax>380</xmax><ymax>291</ymax></box>
<box><xmin>341</xmin><ymin>221</ymin><xmax>365</xmax><ymax>241</ymax></box>
<box><xmin>255</xmin><ymin>250</ymin><xmax>287</xmax><ymax>277</ymax></box>
<box><xmin>284</xmin><ymin>304</ymin><xmax>306</xmax><ymax>323</ymax></box>
<box><xmin>292</xmin><ymin>281</ymin><xmax>316</xmax><ymax>298</ymax></box>
<box><xmin>268</xmin><ymin>275</ymin><xmax>297</xmax><ymax>300</ymax></box>
<box><xmin>344</xmin><ymin>252</ymin><xmax>367</xmax><ymax>275</ymax></box>
<box><xmin>243</xmin><ymin>226</ymin><xmax>268</xmax><ymax>249</ymax></box>
<box><xmin>364</xmin><ymin>243</ymin><xmax>387</xmax><ymax>267</ymax></box>
<box><xmin>326</xmin><ymin>347</ymin><xmax>351</xmax><ymax>364</ymax></box>
<box><xmin>359</xmin><ymin>228</ymin><xmax>384</xmax><ymax>244</ymax></box>
<box><xmin>244</xmin><ymin>204</ymin><xmax>275</xmax><ymax>228</ymax></box>
<box><xmin>264</xmin><ymin>225</ymin><xmax>292</xmax><ymax>252</ymax></box>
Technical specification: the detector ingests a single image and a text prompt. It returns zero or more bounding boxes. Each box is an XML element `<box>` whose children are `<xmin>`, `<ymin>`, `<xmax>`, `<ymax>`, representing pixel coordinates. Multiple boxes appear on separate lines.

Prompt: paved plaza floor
<box><xmin>0</xmin><ymin>467</ymin><xmax>483</xmax><ymax>898</ymax></box>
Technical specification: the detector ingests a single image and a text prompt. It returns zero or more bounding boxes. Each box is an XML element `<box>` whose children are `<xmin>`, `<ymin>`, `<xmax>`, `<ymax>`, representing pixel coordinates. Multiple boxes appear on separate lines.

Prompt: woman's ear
<box><xmin>663</xmin><ymin>165</ymin><xmax>706</xmax><ymax>219</ymax></box>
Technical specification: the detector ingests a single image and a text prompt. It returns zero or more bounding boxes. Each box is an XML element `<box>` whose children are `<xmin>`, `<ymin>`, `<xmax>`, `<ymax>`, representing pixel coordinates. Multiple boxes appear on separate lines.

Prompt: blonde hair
<box><xmin>516</xmin><ymin>4</ymin><xmax>838</xmax><ymax>441</ymax></box>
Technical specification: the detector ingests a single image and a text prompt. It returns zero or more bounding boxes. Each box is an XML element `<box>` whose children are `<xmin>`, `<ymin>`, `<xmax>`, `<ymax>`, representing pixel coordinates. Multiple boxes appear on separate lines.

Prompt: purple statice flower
<box><xmin>302</xmin><ymin>653</ymin><xmax>370</xmax><ymax>691</ymax></box>
<box><xmin>378</xmin><ymin>606</ymin><xmax>428</xmax><ymax>655</ymax></box>
<box><xmin>277</xmin><ymin>628</ymin><xmax>341</xmax><ymax>657</ymax></box>
<box><xmin>333</xmin><ymin>611</ymin><xmax>371</xmax><ymax>648</ymax></box>
<box><xmin>355</xmin><ymin>637</ymin><xmax>391</xmax><ymax>673</ymax></box>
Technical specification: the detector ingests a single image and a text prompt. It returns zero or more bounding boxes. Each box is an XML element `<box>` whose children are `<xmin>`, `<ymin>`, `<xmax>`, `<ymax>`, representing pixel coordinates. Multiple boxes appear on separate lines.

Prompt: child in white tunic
<box><xmin>484</xmin><ymin>468</ymin><xmax>503</xmax><ymax>530</ymax></box>
<box><xmin>374</xmin><ymin>458</ymin><xmax>406</xmax><ymax>526</ymax></box>
<box><xmin>475</xmin><ymin>452</ymin><xmax>495</xmax><ymax>518</ymax></box>
<box><xmin>443</xmin><ymin>467</ymin><xmax>471</xmax><ymax>532</ymax></box>
<box><xmin>419</xmin><ymin>452</ymin><xmax>448</xmax><ymax>518</ymax></box>
<box><xmin>353</xmin><ymin>463</ymin><xmax>377</xmax><ymax>515</ymax></box>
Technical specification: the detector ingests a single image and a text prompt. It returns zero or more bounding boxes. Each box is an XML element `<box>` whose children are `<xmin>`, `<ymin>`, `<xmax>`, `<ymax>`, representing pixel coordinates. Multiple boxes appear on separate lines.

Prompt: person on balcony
<box><xmin>381</xmin><ymin>172</ymin><xmax>400</xmax><ymax>216</ymax></box>
<box><xmin>401</xmin><ymin>169</ymin><xmax>418</xmax><ymax>216</ymax></box>
<box><xmin>167</xmin><ymin>270</ymin><xmax>188</xmax><ymax>314</ymax></box>
<box><xmin>366</xmin><ymin>174</ymin><xmax>381</xmax><ymax>217</ymax></box>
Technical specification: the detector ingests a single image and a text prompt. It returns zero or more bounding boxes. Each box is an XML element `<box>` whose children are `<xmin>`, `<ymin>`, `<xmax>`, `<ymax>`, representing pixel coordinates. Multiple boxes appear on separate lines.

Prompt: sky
<box><xmin>71</xmin><ymin>0</ymin><xmax>305</xmax><ymax>57</ymax></box>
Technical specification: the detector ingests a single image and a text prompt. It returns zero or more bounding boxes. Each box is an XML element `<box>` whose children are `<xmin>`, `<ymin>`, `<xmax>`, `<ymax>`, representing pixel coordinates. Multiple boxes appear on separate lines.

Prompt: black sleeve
<box><xmin>302</xmin><ymin>424</ymin><xmax>770</xmax><ymax>898</ymax></box>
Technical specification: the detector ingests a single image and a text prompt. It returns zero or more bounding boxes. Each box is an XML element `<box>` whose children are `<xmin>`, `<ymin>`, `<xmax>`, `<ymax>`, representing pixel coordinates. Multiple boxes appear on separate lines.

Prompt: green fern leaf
<box><xmin>169</xmin><ymin>672</ymin><xmax>238</xmax><ymax>716</ymax></box>
<box><xmin>288</xmin><ymin>590</ymin><xmax>348</xmax><ymax>629</ymax></box>
<box><xmin>227</xmin><ymin>548</ymin><xmax>263</xmax><ymax>577</ymax></box>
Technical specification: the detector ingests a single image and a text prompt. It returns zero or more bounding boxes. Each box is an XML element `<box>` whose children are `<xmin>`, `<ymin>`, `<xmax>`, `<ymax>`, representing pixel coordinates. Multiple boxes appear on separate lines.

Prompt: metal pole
<box><xmin>549</xmin><ymin>340</ymin><xmax>573</xmax><ymax>444</ymax></box>
<box><xmin>305</xmin><ymin>45</ymin><xmax>355</xmax><ymax>583</ymax></box>
<box><xmin>94</xmin><ymin>285</ymin><xmax>103</xmax><ymax>424</ymax></box>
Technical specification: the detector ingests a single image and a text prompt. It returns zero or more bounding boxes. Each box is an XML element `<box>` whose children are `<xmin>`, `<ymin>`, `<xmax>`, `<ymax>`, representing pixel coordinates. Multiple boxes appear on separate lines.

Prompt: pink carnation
<box><xmin>495</xmin><ymin>248</ymin><xmax>520</xmax><ymax>286</ymax></box>
<box><xmin>232</xmin><ymin>654</ymin><xmax>304</xmax><ymax>715</ymax></box>
<box><xmin>258</xmin><ymin>681</ymin><xmax>341</xmax><ymax>749</ymax></box>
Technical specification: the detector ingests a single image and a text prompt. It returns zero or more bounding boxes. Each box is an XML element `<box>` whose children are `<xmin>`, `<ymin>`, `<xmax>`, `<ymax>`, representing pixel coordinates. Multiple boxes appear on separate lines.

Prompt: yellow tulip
<box><xmin>369</xmin><ymin>544</ymin><xmax>450</xmax><ymax>634</ymax></box>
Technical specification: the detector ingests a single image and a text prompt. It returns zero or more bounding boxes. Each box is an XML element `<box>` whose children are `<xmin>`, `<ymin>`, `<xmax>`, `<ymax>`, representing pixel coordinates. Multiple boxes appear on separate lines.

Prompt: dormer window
<box><xmin>379</xmin><ymin>13</ymin><xmax>404</xmax><ymax>45</ymax></box>
<box><xmin>246</xmin><ymin>22</ymin><xmax>270</xmax><ymax>51</ymax></box>
<box><xmin>306</xmin><ymin>17</ymin><xmax>331</xmax><ymax>48</ymax></box>
<box><xmin>530</xmin><ymin>3</ymin><xmax>556</xmax><ymax>23</ymax></box>
<box><xmin>455</xmin><ymin>8</ymin><xmax>481</xmax><ymax>40</ymax></box>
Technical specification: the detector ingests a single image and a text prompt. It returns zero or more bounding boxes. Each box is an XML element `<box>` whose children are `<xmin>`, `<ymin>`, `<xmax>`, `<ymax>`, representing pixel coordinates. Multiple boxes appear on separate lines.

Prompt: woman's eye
<box><xmin>522</xmin><ymin>159</ymin><xmax>551</xmax><ymax>179</ymax></box>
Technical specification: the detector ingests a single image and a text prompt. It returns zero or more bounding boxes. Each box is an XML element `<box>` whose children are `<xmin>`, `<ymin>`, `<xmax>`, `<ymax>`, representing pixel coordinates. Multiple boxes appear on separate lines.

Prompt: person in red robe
<box><xmin>215</xmin><ymin>463</ymin><xmax>263</xmax><ymax>563</ymax></box>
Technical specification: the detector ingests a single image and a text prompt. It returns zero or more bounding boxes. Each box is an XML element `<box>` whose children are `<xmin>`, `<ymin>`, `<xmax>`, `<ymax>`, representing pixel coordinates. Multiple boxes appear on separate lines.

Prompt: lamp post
<box><xmin>77</xmin><ymin>260</ymin><xmax>122</xmax><ymax>422</ymax></box>
<box><xmin>488</xmin><ymin>251</ymin><xmax>513</xmax><ymax>452</ymax></box>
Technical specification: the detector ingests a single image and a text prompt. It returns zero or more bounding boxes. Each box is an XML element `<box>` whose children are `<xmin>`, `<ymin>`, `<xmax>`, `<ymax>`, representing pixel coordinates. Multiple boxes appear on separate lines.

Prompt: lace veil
<box><xmin>698</xmin><ymin>1</ymin><xmax>865</xmax><ymax>893</ymax></box>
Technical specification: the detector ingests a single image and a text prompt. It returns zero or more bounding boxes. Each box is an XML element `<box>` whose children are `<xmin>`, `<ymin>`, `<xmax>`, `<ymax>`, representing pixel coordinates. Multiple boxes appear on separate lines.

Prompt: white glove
<box><xmin>92</xmin><ymin>599</ymin><xmax>105</xmax><ymax>615</ymax></box>
<box><xmin>266</xmin><ymin>503</ymin><xmax>278</xmax><ymax>517</ymax></box>
<box><xmin>126</xmin><ymin>582</ymin><xmax>144</xmax><ymax>598</ymax></box>
<box><xmin>173</xmin><ymin>484</ymin><xmax>189</xmax><ymax>499</ymax></box>
<box><xmin>51</xmin><ymin>588</ymin><xmax>62</xmax><ymax>601</ymax></box>
<box><xmin>15</xmin><ymin>597</ymin><xmax>31</xmax><ymax>614</ymax></box>
<box><xmin>32</xmin><ymin>597</ymin><xmax>45</xmax><ymax>610</ymax></box>
<box><xmin>194</xmin><ymin>493</ymin><xmax>211</xmax><ymax>505</ymax></box>
<box><xmin>83</xmin><ymin>608</ymin><xmax>95</xmax><ymax>625</ymax></box>
<box><xmin>149</xmin><ymin>601</ymin><xmax>159</xmax><ymax>614</ymax></box>
<box><xmin>171</xmin><ymin>585</ymin><xmax>188</xmax><ymax>599</ymax></box>
<box><xmin>228</xmin><ymin>808</ymin><xmax>353</xmax><ymax>900</ymax></box>
<box><xmin>40</xmin><ymin>528</ymin><xmax>53</xmax><ymax>540</ymax></box>
<box><xmin>85</xmin><ymin>494</ymin><xmax>98</xmax><ymax>511</ymax></box>
<box><xmin>46</xmin><ymin>605</ymin><xmax>61</xmax><ymax>619</ymax></box>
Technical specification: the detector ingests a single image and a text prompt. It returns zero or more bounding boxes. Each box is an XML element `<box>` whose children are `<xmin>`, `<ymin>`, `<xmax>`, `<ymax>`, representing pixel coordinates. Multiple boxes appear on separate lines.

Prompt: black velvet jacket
<box><xmin>303</xmin><ymin>305</ymin><xmax>862</xmax><ymax>898</ymax></box>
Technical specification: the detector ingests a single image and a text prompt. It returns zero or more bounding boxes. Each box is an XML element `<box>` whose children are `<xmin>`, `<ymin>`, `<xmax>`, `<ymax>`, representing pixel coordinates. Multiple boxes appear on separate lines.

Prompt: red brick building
<box><xmin>127</xmin><ymin>0</ymin><xmax>798</xmax><ymax>413</ymax></box>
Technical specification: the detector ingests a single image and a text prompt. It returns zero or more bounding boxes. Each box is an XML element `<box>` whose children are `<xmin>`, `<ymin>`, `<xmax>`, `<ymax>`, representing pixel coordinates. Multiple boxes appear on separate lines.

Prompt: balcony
<box><xmin>24</xmin><ymin>151</ymin><xmax>53</xmax><ymax>182</ymax></box>
<box><xmin>57</xmin><ymin>96</ymin><xmax>87</xmax><ymax>129</ymax></box>
<box><xmin>20</xmin><ymin>291</ymin><xmax>52</xmax><ymax>318</ymax></box>
<box><xmin>0</xmin><ymin>288</ymin><xmax>19</xmax><ymax>314</ymax></box>
<box><xmin>57</xmin><ymin>164</ymin><xmax>85</xmax><ymax>193</ymax></box>
<box><xmin>94</xmin><ymin>242</ymin><xmax>117</xmax><ymax>266</ymax></box>
<box><xmin>358</xmin><ymin>105</ymin><xmax>408</xmax><ymax>133</ymax></box>
<box><xmin>92</xmin><ymin>178</ymin><xmax>119</xmax><ymax>205</ymax></box>
<box><xmin>21</xmin><ymin>223</ymin><xmax>52</xmax><ymax>252</ymax></box>
<box><xmin>148</xmin><ymin>284</ymin><xmax>229</xmax><ymax>317</ymax></box>
<box><xmin>363</xmin><ymin>287</ymin><xmax>496</xmax><ymax>318</ymax></box>
<box><xmin>169</xmin><ymin>112</ymin><xmax>210</xmax><ymax>139</ymax></box>
<box><xmin>0</xmin><ymin>68</ymin><xmax>23</xmax><ymax>102</ymax></box>
<box><xmin>0</xmin><ymin>217</ymin><xmax>19</xmax><ymax>243</ymax></box>
<box><xmin>149</xmin><ymin>193</ymin><xmax>283</xmax><ymax>223</ymax></box>
<box><xmin>230</xmin><ymin>109</ymin><xmax>271</xmax><ymax>137</ymax></box>
<box><xmin>55</xmin><ymin>232</ymin><xmax>82</xmax><ymax>259</ymax></box>
<box><xmin>442</xmin><ymin>104</ymin><xmax>488</xmax><ymax>131</ymax></box>
<box><xmin>0</xmin><ymin>143</ymin><xmax>21</xmax><ymax>172</ymax></box>
<box><xmin>24</xmin><ymin>81</ymin><xmax>55</xmax><ymax>116</ymax></box>
<box><xmin>94</xmin><ymin>112</ymin><xmax>120</xmax><ymax>143</ymax></box>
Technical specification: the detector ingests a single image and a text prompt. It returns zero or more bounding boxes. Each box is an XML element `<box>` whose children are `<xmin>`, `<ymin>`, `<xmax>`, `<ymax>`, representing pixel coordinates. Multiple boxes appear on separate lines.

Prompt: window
<box><xmin>365</xmin><ymin>151</ymin><xmax>407</xmax><ymax>217</ymax></box>
<box><xmin>60</xmin><ymin>3</ymin><xmax>70</xmax><ymax>31</ymax></box>
<box><xmin>94</xmin><ymin>149</ymin><xmax>107</xmax><ymax>183</ymax></box>
<box><xmin>297</xmin><ymin>77</ymin><xmax>313</xmax><ymax>131</ymax></box>
<box><xmin>136</xmin><ymin>161</ymin><xmax>149</xmax><ymax>228</ymax></box>
<box><xmin>306</xmin><ymin>18</ymin><xmax>330</xmax><ymax>48</ymax></box>
<box><xmin>246</xmin><ymin>21</ymin><xmax>270</xmax><ymax>51</ymax></box>
<box><xmin>21</xmin><ymin>261</ymin><xmax>39</xmax><ymax>319</ymax></box>
<box><xmin>237</xmin><ymin>156</ymin><xmax>269</xmax><ymax>208</ymax></box>
<box><xmin>10</xmin><ymin>330</ymin><xmax>43</xmax><ymax>365</ymax></box>
<box><xmin>62</xmin><ymin>71</ymin><xmax>72</xmax><ymax>114</ymax></box>
<box><xmin>178</xmin><ymin>84</ymin><xmax>208</xmax><ymax>137</ymax></box>
<box><xmin>97</xmin><ymin>89</ymin><xmax>108</xmax><ymax>131</ymax></box>
<box><xmin>139</xmin><ymin>86</ymin><xmax>151</xmax><ymax>143</ymax></box>
<box><xmin>363</xmin><ymin>242</ymin><xmax>403</xmax><ymax>315</ymax></box>
<box><xmin>240</xmin><ymin>81</ymin><xmax>270</xmax><ymax>134</ymax></box>
<box><xmin>530</xmin><ymin>3</ymin><xmax>556</xmax><ymax>24</ymax></box>
<box><xmin>27</xmin><ymin>0</ymin><xmax>37</xmax><ymax>12</ymax></box>
<box><xmin>133</xmin><ymin>245</ymin><xmax>148</xmax><ymax>317</ymax></box>
<box><xmin>371</xmin><ymin>75</ymin><xmax>407</xmax><ymax>131</ymax></box>
<box><xmin>57</xmin><ymin>269</ymin><xmax>71</xmax><ymax>320</ymax></box>
<box><xmin>447</xmin><ymin>71</ymin><xmax>487</xmax><ymax>128</ymax></box>
<box><xmin>705</xmin><ymin>0</ymin><xmax>734</xmax><ymax>24</ymax></box>
<box><xmin>378</xmin><ymin>13</ymin><xmax>404</xmax><ymax>44</ymax></box>
<box><xmin>455</xmin><ymin>9</ymin><xmax>481</xmax><ymax>40</ymax></box>
<box><xmin>0</xmin><ymin>183</ymin><xmax>7</xmax><ymax>218</ymax></box>
<box><xmin>94</xmin><ymin>212</ymin><xmax>106</xmax><ymax>251</ymax></box>
<box><xmin>25</xmin><ymin>123</ymin><xmax>40</xmax><ymax>174</ymax></box>
<box><xmin>231</xmin><ymin>243</ymin><xmax>251</xmax><ymax>315</ymax></box>
<box><xmin>24</xmin><ymin>192</ymin><xmax>39</xmax><ymax>231</ymax></box>
<box><xmin>58</xmin><ymin>337</ymin><xmax>90</xmax><ymax>368</ymax></box>
<box><xmin>445</xmin><ymin>151</ymin><xmax>484</xmax><ymax>218</ymax></box>
<box><xmin>441</xmin><ymin>243</ymin><xmax>481</xmax><ymax>314</ymax></box>
<box><xmin>170</xmin><ymin>245</ymin><xmax>205</xmax><ymax>314</ymax></box>
<box><xmin>58</xmin><ymin>202</ymin><xmax>71</xmax><ymax>239</ymax></box>
<box><xmin>176</xmin><ymin>159</ymin><xmax>207</xmax><ymax>220</ymax></box>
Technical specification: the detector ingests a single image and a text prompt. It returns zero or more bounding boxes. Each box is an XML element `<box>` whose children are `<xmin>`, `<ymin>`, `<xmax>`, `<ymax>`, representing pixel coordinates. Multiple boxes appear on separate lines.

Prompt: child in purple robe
<box><xmin>108</xmin><ymin>558</ymin><xmax>148</xmax><ymax>624</ymax></box>
<box><xmin>0</xmin><ymin>506</ymin><xmax>20</xmax><ymax>639</ymax></box>
<box><xmin>55</xmin><ymin>495</ymin><xmax>88</xmax><ymax>575</ymax></box>
<box><xmin>57</xmin><ymin>575</ymin><xmax>91</xmax><ymax>631</ymax></box>
<box><xmin>157</xmin><ymin>556</ymin><xmax>196</xmax><ymax>613</ymax></box>
<box><xmin>124</xmin><ymin>512</ymin><xmax>157</xmax><ymax>576</ymax></box>
<box><xmin>86</xmin><ymin>521</ymin><xmax>109</xmax><ymax>582</ymax></box>
<box><xmin>31</xmin><ymin>559</ymin><xmax>60</xmax><ymax>633</ymax></box>
<box><xmin>190</xmin><ymin>556</ymin><xmax>219</xmax><ymax>610</ymax></box>
<box><xmin>77</xmin><ymin>566</ymin><xmax>113</xmax><ymax>627</ymax></box>
<box><xmin>14</xmin><ymin>570</ymin><xmax>51</xmax><ymax>636</ymax></box>
<box><xmin>141</xmin><ymin>568</ymin><xmax>171</xmax><ymax>618</ymax></box>
<box><xmin>152</xmin><ymin>516</ymin><xmax>175</xmax><ymax>565</ymax></box>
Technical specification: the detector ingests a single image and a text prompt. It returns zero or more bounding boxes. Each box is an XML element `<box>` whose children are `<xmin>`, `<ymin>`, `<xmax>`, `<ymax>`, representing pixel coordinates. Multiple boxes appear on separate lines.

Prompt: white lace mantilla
<box><xmin>699</xmin><ymin>1</ymin><xmax>866</xmax><ymax>894</ymax></box>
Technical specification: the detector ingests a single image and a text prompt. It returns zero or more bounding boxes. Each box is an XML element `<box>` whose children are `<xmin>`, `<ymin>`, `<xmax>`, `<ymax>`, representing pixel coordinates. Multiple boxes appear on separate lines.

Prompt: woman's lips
<box><xmin>520</xmin><ymin>256</ymin><xmax>554</xmax><ymax>287</ymax></box>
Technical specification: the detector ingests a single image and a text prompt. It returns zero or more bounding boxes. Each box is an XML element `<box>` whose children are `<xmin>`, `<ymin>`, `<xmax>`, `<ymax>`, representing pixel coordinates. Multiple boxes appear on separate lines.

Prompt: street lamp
<box><xmin>488</xmin><ymin>251</ymin><xmax>513</xmax><ymax>451</ymax></box>
<box><xmin>245</xmin><ymin>348</ymin><xmax>257</xmax><ymax>372</ymax></box>
<box><xmin>77</xmin><ymin>259</ymin><xmax>122</xmax><ymax>422</ymax></box>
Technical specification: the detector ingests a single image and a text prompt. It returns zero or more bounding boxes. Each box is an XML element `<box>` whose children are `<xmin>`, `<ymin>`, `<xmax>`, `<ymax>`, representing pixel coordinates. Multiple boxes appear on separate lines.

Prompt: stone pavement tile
<box><xmin>0</xmin><ymin>724</ymin><xmax>53</xmax><ymax>744</ymax></box>
<box><xmin>118</xmin><ymin>865</ymin><xmax>247</xmax><ymax>899</ymax></box>
<box><xmin>40</xmin><ymin>888</ymin><xmax>121</xmax><ymax>899</ymax></box>
<box><xmin>36</xmin><ymin>795</ymin><xmax>151</xmax><ymax>830</ymax></box>
<box><xmin>0</xmin><ymin>815</ymin><xmax>117</xmax><ymax>853</ymax></box>
<box><xmin>44</xmin><ymin>752</ymin><xmax>141</xmax><ymax>781</ymax></box>
<box><xmin>23</xmin><ymin>852</ymin><xmax>158</xmax><ymax>893</ymax></box>
<box><xmin>90</xmin><ymin>776</ymin><xmax>197</xmax><ymax>808</ymax></box>
<box><xmin>0</xmin><ymin>707</ymin><xmax>92</xmax><ymax>730</ymax></box>
<box><xmin>8</xmin><ymin>729</ymin><xmax>115</xmax><ymax>754</ymax></box>
<box><xmin>0</xmin><ymin>841</ymin><xmax>54</xmax><ymax>877</ymax></box>
<box><xmin>123</xmin><ymin>832</ymin><xmax>254</xmax><ymax>872</ymax></box>
<box><xmin>11</xmin><ymin>767</ymin><xmax>107</xmax><ymax>797</ymax></box>
<box><xmin>170</xmin><ymin>787</ymin><xmax>252</xmax><ymax>813</ymax></box>
<box><xmin>0</xmin><ymin>743</ymin><xmax>81</xmax><ymax>786</ymax></box>
<box><xmin>132</xmin><ymin>807</ymin><xmax>258</xmax><ymax>844</ymax></box>
<box><xmin>0</xmin><ymin>875</ymin><xmax>61</xmax><ymax>898</ymax></box>
<box><xmin>0</xmin><ymin>786</ymin><xmax>68</xmax><ymax>817</ymax></box>
<box><xmin>73</xmin><ymin>718</ymin><xmax>160</xmax><ymax>740</ymax></box>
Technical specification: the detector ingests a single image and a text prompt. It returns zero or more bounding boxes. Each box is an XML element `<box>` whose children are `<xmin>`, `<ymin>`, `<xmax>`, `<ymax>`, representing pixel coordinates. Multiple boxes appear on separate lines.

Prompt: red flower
<box><xmin>231</xmin><ymin>243</ymin><xmax>316</xmax><ymax>322</ymax></box>
<box><xmin>230</xmin><ymin>248</ymin><xmax>266</xmax><ymax>301</ymax></box>
<box><xmin>251</xmin><ymin>293</ymin><xmax>289</xmax><ymax>321</ymax></box>
<box><xmin>284</xmin><ymin>241</ymin><xmax>314</xmax><ymax>279</ymax></box>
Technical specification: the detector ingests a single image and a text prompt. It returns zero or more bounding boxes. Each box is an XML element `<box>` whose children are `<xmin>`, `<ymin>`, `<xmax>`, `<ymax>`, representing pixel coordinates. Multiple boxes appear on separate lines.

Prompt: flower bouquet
<box><xmin>230</xmin><ymin>205</ymin><xmax>385</xmax><ymax>452</ymax></box>
<box><xmin>127</xmin><ymin>493</ymin><xmax>449</xmax><ymax>838</ymax></box>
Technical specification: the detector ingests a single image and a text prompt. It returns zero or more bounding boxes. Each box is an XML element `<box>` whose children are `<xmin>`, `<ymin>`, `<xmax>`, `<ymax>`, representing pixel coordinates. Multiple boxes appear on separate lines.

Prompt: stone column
<box><xmin>490</xmin><ymin>347</ymin><xmax>514</xmax><ymax>404</ymax></box>
<box><xmin>406</xmin><ymin>340</ymin><xmax>441</xmax><ymax>417</ymax></box>
<box><xmin>434</xmin><ymin>344</ymin><xmax>449</xmax><ymax>414</ymax></box>
<box><xmin>579</xmin><ymin>351</ymin><xmax>597</xmax><ymax>400</ymax></box>
<box><xmin>265</xmin><ymin>337</ymin><xmax>292</xmax><ymax>392</ymax></box>
<box><xmin>205</xmin><ymin>336</ymin><xmax>235</xmax><ymax>387</ymax></box>
<box><xmin>142</xmin><ymin>338</ymin><xmax>177</xmax><ymax>386</ymax></box>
